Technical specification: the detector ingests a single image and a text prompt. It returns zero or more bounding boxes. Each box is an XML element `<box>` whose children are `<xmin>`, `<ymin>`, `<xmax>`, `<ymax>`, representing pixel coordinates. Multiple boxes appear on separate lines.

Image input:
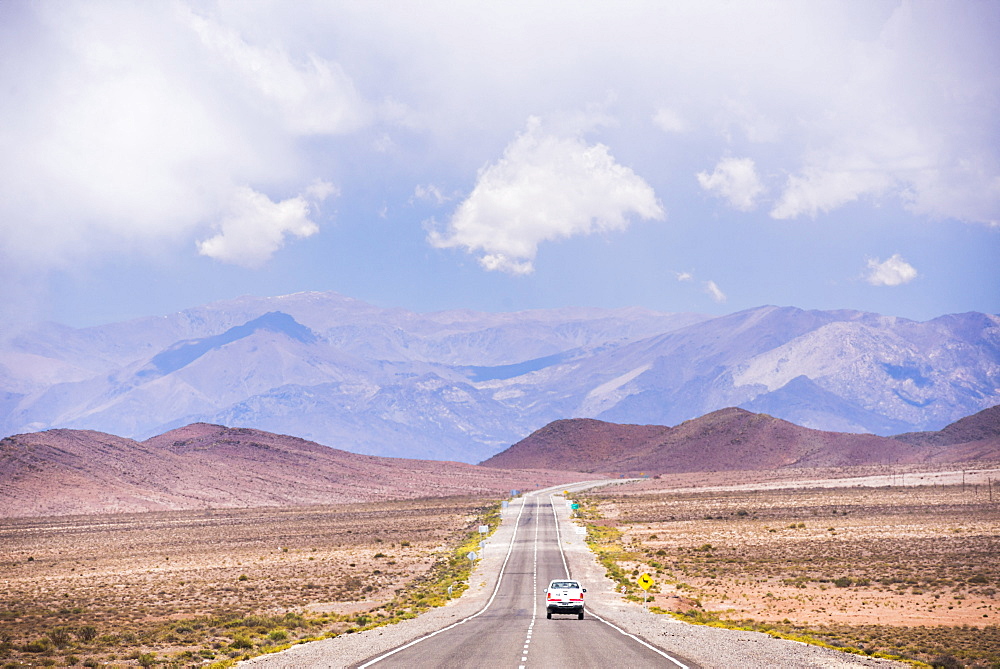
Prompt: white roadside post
<box><xmin>478</xmin><ymin>524</ymin><xmax>488</xmax><ymax>557</ymax></box>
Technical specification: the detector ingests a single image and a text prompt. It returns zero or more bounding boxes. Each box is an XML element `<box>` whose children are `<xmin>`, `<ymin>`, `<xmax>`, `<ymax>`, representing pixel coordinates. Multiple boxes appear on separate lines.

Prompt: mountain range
<box><xmin>480</xmin><ymin>405</ymin><xmax>1000</xmax><ymax>473</ymax></box>
<box><xmin>1</xmin><ymin>291</ymin><xmax>998</xmax><ymax>462</ymax></box>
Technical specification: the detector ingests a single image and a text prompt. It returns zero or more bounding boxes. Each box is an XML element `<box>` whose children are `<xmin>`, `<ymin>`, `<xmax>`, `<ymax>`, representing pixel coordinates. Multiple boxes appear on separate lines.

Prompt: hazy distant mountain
<box><xmin>480</xmin><ymin>406</ymin><xmax>1000</xmax><ymax>474</ymax></box>
<box><xmin>0</xmin><ymin>423</ymin><xmax>585</xmax><ymax>517</ymax></box>
<box><xmin>1</xmin><ymin>291</ymin><xmax>998</xmax><ymax>462</ymax></box>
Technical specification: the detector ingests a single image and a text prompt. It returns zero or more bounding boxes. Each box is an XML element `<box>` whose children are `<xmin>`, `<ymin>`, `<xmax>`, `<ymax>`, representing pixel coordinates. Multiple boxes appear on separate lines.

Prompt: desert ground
<box><xmin>579</xmin><ymin>463</ymin><xmax>1000</xmax><ymax>667</ymax></box>
<box><xmin>0</xmin><ymin>497</ymin><xmax>497</xmax><ymax>668</ymax></box>
<box><xmin>4</xmin><ymin>463</ymin><xmax>999</xmax><ymax>668</ymax></box>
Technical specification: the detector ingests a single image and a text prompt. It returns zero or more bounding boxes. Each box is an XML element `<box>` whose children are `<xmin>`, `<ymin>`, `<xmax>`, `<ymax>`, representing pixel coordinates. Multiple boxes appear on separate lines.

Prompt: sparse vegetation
<box><xmin>578</xmin><ymin>480</ymin><xmax>1000</xmax><ymax>668</ymax></box>
<box><xmin>0</xmin><ymin>498</ymin><xmax>502</xmax><ymax>666</ymax></box>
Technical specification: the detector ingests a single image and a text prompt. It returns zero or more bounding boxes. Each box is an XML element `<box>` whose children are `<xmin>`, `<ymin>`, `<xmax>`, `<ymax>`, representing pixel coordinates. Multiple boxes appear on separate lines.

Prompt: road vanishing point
<box><xmin>356</xmin><ymin>486</ymin><xmax>693</xmax><ymax>668</ymax></box>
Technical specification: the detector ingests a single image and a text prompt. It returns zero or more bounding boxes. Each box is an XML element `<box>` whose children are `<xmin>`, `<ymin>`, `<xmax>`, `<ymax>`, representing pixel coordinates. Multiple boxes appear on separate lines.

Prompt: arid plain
<box><xmin>579</xmin><ymin>464</ymin><xmax>1000</xmax><ymax>667</ymax></box>
<box><xmin>0</xmin><ymin>498</ymin><xmax>498</xmax><ymax>668</ymax></box>
<box><xmin>4</xmin><ymin>466</ymin><xmax>999</xmax><ymax>668</ymax></box>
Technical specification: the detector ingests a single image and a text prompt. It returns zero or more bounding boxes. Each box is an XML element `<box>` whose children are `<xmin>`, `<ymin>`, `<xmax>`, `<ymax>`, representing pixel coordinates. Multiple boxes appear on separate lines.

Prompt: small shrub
<box><xmin>833</xmin><ymin>577</ymin><xmax>853</xmax><ymax>588</ymax></box>
<box><xmin>238</xmin><ymin>574</ymin><xmax>248</xmax><ymax>581</ymax></box>
<box><xmin>231</xmin><ymin>636</ymin><xmax>253</xmax><ymax>650</ymax></box>
<box><xmin>41</xmin><ymin>626</ymin><xmax>70</xmax><ymax>649</ymax></box>
<box><xmin>930</xmin><ymin>655</ymin><xmax>961</xmax><ymax>669</ymax></box>
<box><xmin>76</xmin><ymin>625</ymin><xmax>98</xmax><ymax>642</ymax></box>
<box><xmin>22</xmin><ymin>638</ymin><xmax>52</xmax><ymax>653</ymax></box>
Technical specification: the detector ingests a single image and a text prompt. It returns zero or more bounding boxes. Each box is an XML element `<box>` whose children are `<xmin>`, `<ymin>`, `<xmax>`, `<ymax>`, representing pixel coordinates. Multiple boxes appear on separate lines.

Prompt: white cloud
<box><xmin>182</xmin><ymin>7</ymin><xmax>369</xmax><ymax>136</ymax></box>
<box><xmin>197</xmin><ymin>185</ymin><xmax>333</xmax><ymax>268</ymax></box>
<box><xmin>864</xmin><ymin>254</ymin><xmax>918</xmax><ymax>287</ymax></box>
<box><xmin>428</xmin><ymin>117</ymin><xmax>664</xmax><ymax>274</ymax></box>
<box><xmin>413</xmin><ymin>184</ymin><xmax>452</xmax><ymax>206</ymax></box>
<box><xmin>767</xmin><ymin>3</ymin><xmax>1000</xmax><ymax>224</ymax></box>
<box><xmin>652</xmin><ymin>108</ymin><xmax>686</xmax><ymax>133</ymax></box>
<box><xmin>674</xmin><ymin>270</ymin><xmax>727</xmax><ymax>303</ymax></box>
<box><xmin>771</xmin><ymin>167</ymin><xmax>894</xmax><ymax>219</ymax></box>
<box><xmin>704</xmin><ymin>280</ymin><xmax>727</xmax><ymax>303</ymax></box>
<box><xmin>0</xmin><ymin>2</ymin><xmax>363</xmax><ymax>271</ymax></box>
<box><xmin>305</xmin><ymin>180</ymin><xmax>339</xmax><ymax>201</ymax></box>
<box><xmin>1</xmin><ymin>0</ymin><xmax>996</xmax><ymax>327</ymax></box>
<box><xmin>697</xmin><ymin>157</ymin><xmax>765</xmax><ymax>211</ymax></box>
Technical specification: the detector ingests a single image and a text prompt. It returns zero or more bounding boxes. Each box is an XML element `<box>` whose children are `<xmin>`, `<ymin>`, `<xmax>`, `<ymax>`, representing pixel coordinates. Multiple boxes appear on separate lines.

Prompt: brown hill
<box><xmin>893</xmin><ymin>404</ymin><xmax>1000</xmax><ymax>447</ymax></box>
<box><xmin>476</xmin><ymin>418</ymin><xmax>672</xmax><ymax>472</ymax></box>
<box><xmin>0</xmin><ymin>423</ymin><xmax>586</xmax><ymax>517</ymax></box>
<box><xmin>481</xmin><ymin>406</ymin><xmax>1000</xmax><ymax>474</ymax></box>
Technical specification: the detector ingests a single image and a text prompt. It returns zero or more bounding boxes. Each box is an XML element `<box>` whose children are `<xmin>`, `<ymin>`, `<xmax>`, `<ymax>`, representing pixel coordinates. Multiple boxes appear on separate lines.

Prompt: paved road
<box><xmin>355</xmin><ymin>489</ymin><xmax>695</xmax><ymax>668</ymax></box>
<box><xmin>244</xmin><ymin>481</ymin><xmax>900</xmax><ymax>668</ymax></box>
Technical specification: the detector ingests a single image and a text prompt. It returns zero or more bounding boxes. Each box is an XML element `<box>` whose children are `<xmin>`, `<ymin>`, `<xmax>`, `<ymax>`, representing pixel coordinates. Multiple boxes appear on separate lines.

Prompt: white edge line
<box><xmin>585</xmin><ymin>609</ymin><xmax>690</xmax><ymax>669</ymax></box>
<box><xmin>552</xmin><ymin>485</ymin><xmax>690</xmax><ymax>669</ymax></box>
<box><xmin>357</xmin><ymin>493</ymin><xmax>529</xmax><ymax>668</ymax></box>
<box><xmin>548</xmin><ymin>493</ymin><xmax>571</xmax><ymax>578</ymax></box>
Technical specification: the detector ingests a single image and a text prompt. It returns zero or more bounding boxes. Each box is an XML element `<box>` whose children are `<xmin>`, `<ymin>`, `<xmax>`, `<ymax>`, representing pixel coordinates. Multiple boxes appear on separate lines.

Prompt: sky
<box><xmin>1</xmin><ymin>0</ymin><xmax>998</xmax><ymax>333</ymax></box>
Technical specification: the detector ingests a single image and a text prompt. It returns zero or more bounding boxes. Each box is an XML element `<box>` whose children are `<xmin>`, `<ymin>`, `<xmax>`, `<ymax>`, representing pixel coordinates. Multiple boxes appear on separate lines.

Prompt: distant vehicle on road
<box><xmin>545</xmin><ymin>579</ymin><xmax>586</xmax><ymax>619</ymax></box>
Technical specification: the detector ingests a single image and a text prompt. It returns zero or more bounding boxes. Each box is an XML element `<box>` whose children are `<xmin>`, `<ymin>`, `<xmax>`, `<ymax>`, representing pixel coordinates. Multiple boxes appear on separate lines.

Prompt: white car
<box><xmin>545</xmin><ymin>579</ymin><xmax>586</xmax><ymax>619</ymax></box>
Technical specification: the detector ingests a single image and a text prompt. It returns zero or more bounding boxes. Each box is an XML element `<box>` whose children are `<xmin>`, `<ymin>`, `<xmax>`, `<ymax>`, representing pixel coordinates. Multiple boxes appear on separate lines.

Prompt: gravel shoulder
<box><xmin>242</xmin><ymin>480</ymin><xmax>908</xmax><ymax>668</ymax></box>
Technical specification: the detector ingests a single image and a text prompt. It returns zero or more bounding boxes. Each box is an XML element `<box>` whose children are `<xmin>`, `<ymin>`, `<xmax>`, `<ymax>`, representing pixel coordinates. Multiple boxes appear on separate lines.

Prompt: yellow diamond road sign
<box><xmin>638</xmin><ymin>572</ymin><xmax>654</xmax><ymax>590</ymax></box>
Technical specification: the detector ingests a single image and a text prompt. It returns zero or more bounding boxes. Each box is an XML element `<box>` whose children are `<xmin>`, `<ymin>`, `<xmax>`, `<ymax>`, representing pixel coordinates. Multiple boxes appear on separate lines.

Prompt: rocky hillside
<box><xmin>481</xmin><ymin>406</ymin><xmax>1000</xmax><ymax>474</ymax></box>
<box><xmin>0</xmin><ymin>423</ymin><xmax>586</xmax><ymax>517</ymax></box>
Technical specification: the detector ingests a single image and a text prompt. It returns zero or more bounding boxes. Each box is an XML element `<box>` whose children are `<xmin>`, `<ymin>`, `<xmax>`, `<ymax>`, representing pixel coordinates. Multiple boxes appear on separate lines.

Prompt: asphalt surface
<box><xmin>243</xmin><ymin>481</ymin><xmax>903</xmax><ymax>668</ymax></box>
<box><xmin>355</xmin><ymin>490</ymin><xmax>693</xmax><ymax>668</ymax></box>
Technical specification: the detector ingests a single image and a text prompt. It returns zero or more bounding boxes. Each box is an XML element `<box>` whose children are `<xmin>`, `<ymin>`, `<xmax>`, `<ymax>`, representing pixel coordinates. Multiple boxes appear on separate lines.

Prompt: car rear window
<box><xmin>551</xmin><ymin>581</ymin><xmax>579</xmax><ymax>589</ymax></box>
